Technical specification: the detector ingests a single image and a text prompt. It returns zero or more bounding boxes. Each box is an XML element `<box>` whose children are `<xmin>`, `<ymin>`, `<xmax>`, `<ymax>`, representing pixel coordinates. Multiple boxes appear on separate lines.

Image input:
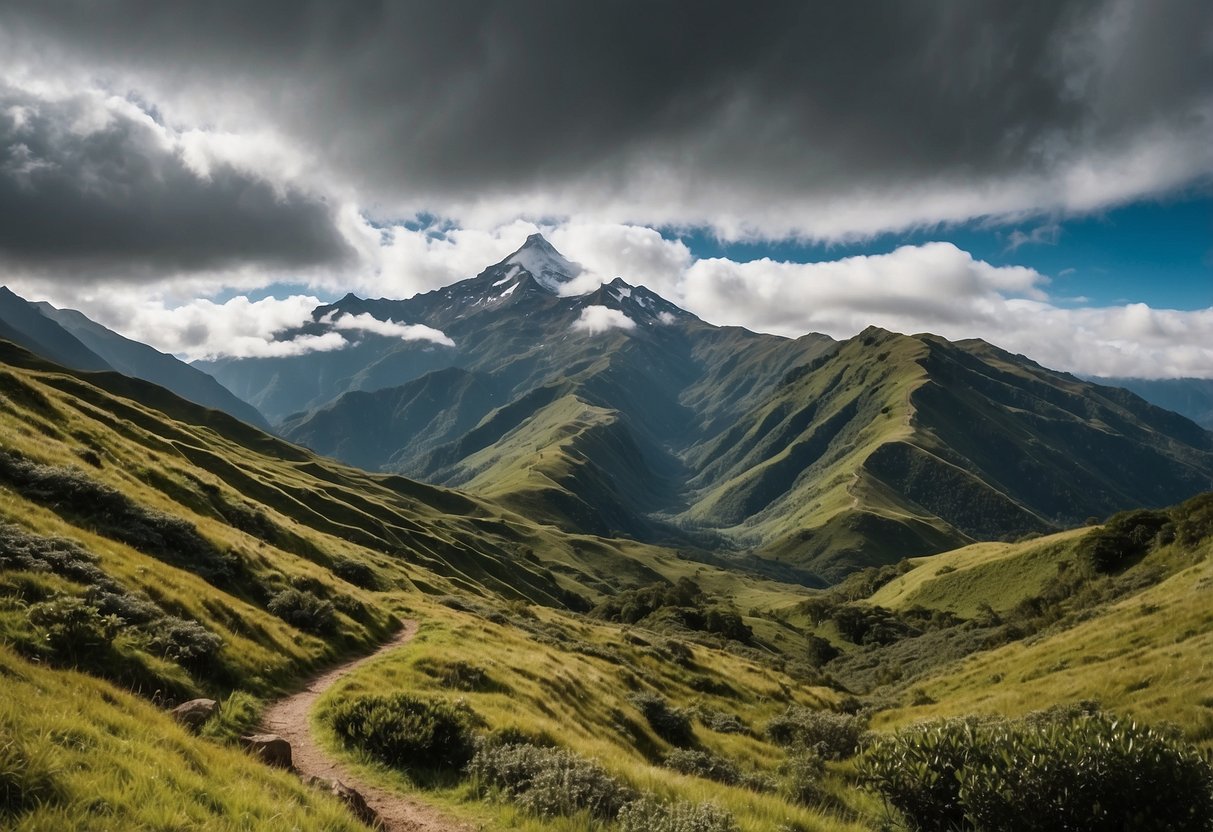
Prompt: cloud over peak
<box><xmin>572</xmin><ymin>305</ymin><xmax>637</xmax><ymax>335</ymax></box>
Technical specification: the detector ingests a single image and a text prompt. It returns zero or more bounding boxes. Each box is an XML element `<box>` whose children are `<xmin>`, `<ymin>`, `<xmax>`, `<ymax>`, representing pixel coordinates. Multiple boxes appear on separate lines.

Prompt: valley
<box><xmin>1</xmin><ymin>240</ymin><xmax>1211</xmax><ymax>831</ymax></box>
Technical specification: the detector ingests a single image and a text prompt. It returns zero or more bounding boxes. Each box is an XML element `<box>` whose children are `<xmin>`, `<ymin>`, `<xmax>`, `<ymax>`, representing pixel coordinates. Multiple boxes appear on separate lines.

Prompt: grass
<box><xmin>0</xmin><ymin>643</ymin><xmax>365</xmax><ymax>831</ymax></box>
<box><xmin>867</xmin><ymin>528</ymin><xmax>1088</xmax><ymax>616</ymax></box>
<box><xmin>314</xmin><ymin>595</ymin><xmax>874</xmax><ymax>832</ymax></box>
<box><xmin>874</xmin><ymin>535</ymin><xmax>1213</xmax><ymax>740</ymax></box>
<box><xmin>1</xmin><ymin>340</ymin><xmax>1212</xmax><ymax>831</ymax></box>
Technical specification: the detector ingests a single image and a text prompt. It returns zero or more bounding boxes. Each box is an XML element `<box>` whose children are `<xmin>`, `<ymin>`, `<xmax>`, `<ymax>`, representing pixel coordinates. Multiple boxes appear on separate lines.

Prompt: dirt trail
<box><xmin>260</xmin><ymin>620</ymin><xmax>475</xmax><ymax>832</ymax></box>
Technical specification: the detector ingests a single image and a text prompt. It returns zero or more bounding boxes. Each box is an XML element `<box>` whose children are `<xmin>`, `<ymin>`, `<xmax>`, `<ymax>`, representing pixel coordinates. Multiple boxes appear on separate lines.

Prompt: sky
<box><xmin>0</xmin><ymin>0</ymin><xmax>1210</xmax><ymax>378</ymax></box>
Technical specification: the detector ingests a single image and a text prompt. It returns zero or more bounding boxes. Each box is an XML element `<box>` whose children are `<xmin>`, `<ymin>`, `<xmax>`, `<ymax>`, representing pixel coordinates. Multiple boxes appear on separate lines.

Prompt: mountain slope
<box><xmin>0</xmin><ymin>286</ymin><xmax>113</xmax><ymax>372</ymax></box>
<box><xmin>207</xmin><ymin>237</ymin><xmax>1213</xmax><ymax>580</ymax></box>
<box><xmin>1095</xmin><ymin>376</ymin><xmax>1213</xmax><ymax>430</ymax></box>
<box><xmin>36</xmin><ymin>301</ymin><xmax>271</xmax><ymax>429</ymax></box>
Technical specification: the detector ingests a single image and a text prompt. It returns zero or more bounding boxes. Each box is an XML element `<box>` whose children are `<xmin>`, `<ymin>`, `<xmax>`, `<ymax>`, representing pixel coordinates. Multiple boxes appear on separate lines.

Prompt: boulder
<box><xmin>170</xmin><ymin>698</ymin><xmax>218</xmax><ymax>728</ymax></box>
<box><xmin>305</xmin><ymin>776</ymin><xmax>382</xmax><ymax>829</ymax></box>
<box><xmin>240</xmin><ymin>733</ymin><xmax>292</xmax><ymax>768</ymax></box>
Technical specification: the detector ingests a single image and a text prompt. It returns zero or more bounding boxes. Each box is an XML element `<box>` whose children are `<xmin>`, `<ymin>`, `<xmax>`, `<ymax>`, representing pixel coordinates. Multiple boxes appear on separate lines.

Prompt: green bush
<box><xmin>616</xmin><ymin>797</ymin><xmax>739</xmax><ymax>832</ymax></box>
<box><xmin>266</xmin><ymin>588</ymin><xmax>337</xmax><ymax>635</ymax></box>
<box><xmin>329</xmin><ymin>693</ymin><xmax>476</xmax><ymax>770</ymax></box>
<box><xmin>777</xmin><ymin>747</ymin><xmax>825</xmax><ymax>806</ymax></box>
<box><xmin>27</xmin><ymin>597</ymin><xmax>121</xmax><ymax>661</ymax></box>
<box><xmin>663</xmin><ymin>749</ymin><xmax>742</xmax><ymax>785</ymax></box>
<box><xmin>696</xmin><ymin>708</ymin><xmax>747</xmax><ymax>735</ymax></box>
<box><xmin>628</xmin><ymin>692</ymin><xmax>694</xmax><ymax>746</ymax></box>
<box><xmin>0</xmin><ymin>454</ymin><xmax>237</xmax><ymax>585</ymax></box>
<box><xmin>146</xmin><ymin>616</ymin><xmax>223</xmax><ymax>665</ymax></box>
<box><xmin>1078</xmin><ymin>509</ymin><xmax>1171</xmax><ymax>573</ymax></box>
<box><xmin>468</xmin><ymin>742</ymin><xmax>635</xmax><ymax>820</ymax></box>
<box><xmin>859</xmin><ymin>711</ymin><xmax>1213</xmax><ymax>832</ymax></box>
<box><xmin>765</xmin><ymin>707</ymin><xmax>868</xmax><ymax>760</ymax></box>
<box><xmin>331</xmin><ymin>557</ymin><xmax>379</xmax><ymax>590</ymax></box>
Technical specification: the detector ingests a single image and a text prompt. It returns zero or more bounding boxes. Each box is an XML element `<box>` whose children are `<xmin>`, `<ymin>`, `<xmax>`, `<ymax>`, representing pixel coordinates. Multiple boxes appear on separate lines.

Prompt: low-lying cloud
<box><xmin>322</xmin><ymin>312</ymin><xmax>454</xmax><ymax>347</ymax></box>
<box><xmin>572</xmin><ymin>305</ymin><xmax>637</xmax><ymax>335</ymax></box>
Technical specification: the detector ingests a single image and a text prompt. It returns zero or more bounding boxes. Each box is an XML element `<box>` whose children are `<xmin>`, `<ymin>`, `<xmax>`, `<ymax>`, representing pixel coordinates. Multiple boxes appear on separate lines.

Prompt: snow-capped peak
<box><xmin>504</xmin><ymin>234</ymin><xmax>582</xmax><ymax>293</ymax></box>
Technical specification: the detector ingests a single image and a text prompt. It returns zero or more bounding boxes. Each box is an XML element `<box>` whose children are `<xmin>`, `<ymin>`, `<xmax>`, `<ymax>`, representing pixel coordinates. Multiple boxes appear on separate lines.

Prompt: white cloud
<box><xmin>323</xmin><ymin>311</ymin><xmax>454</xmax><ymax>347</ymax></box>
<box><xmin>572</xmin><ymin>305</ymin><xmax>637</xmax><ymax>335</ymax></box>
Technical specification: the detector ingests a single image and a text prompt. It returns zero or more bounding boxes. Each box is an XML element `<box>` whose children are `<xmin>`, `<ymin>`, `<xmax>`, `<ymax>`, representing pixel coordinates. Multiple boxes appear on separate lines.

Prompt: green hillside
<box><xmin>249</xmin><ymin>240</ymin><xmax>1213</xmax><ymax>582</ymax></box>
<box><xmin>4</xmin><ymin>338</ymin><xmax>1213</xmax><ymax>831</ymax></box>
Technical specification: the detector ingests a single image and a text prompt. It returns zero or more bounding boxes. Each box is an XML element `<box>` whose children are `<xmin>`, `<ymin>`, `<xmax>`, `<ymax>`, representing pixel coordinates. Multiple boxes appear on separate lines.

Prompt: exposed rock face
<box><xmin>170</xmin><ymin>698</ymin><xmax>218</xmax><ymax>728</ymax></box>
<box><xmin>240</xmin><ymin>733</ymin><xmax>292</xmax><ymax>768</ymax></box>
<box><xmin>305</xmin><ymin>776</ymin><xmax>383</xmax><ymax>829</ymax></box>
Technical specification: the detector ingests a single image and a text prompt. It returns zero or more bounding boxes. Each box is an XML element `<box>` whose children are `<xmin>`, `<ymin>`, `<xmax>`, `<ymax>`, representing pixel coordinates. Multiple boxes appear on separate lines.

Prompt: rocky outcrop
<box><xmin>170</xmin><ymin>698</ymin><xmax>218</xmax><ymax>729</ymax></box>
<box><xmin>240</xmin><ymin>733</ymin><xmax>292</xmax><ymax>768</ymax></box>
<box><xmin>306</xmin><ymin>776</ymin><xmax>383</xmax><ymax>829</ymax></box>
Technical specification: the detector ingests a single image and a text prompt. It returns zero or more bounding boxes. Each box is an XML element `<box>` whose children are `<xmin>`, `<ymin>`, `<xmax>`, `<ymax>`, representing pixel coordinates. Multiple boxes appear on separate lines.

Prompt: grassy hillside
<box><xmin>4</xmin><ymin>336</ymin><xmax>1213</xmax><ymax>832</ymax></box>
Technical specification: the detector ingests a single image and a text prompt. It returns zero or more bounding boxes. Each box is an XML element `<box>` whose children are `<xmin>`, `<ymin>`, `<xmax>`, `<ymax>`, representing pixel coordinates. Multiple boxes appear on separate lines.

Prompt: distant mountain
<box><xmin>1093</xmin><ymin>377</ymin><xmax>1213</xmax><ymax>431</ymax></box>
<box><xmin>35</xmin><ymin>302</ymin><xmax>270</xmax><ymax>430</ymax></box>
<box><xmin>0</xmin><ymin>286</ymin><xmax>113</xmax><ymax>372</ymax></box>
<box><xmin>0</xmin><ymin>286</ymin><xmax>269</xmax><ymax>429</ymax></box>
<box><xmin>203</xmin><ymin>236</ymin><xmax>1213</xmax><ymax>580</ymax></box>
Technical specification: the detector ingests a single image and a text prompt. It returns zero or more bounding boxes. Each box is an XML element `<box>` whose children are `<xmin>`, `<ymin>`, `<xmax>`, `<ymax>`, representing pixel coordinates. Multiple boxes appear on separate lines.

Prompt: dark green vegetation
<box><xmin>2</xmin><ymin>242</ymin><xmax>1213</xmax><ymax>831</ymax></box>
<box><xmin>331</xmin><ymin>693</ymin><xmax>479</xmax><ymax>769</ymax></box>
<box><xmin>860</xmin><ymin>707</ymin><xmax>1213</xmax><ymax>832</ymax></box>
<box><xmin>205</xmin><ymin>237</ymin><xmax>1213</xmax><ymax>581</ymax></box>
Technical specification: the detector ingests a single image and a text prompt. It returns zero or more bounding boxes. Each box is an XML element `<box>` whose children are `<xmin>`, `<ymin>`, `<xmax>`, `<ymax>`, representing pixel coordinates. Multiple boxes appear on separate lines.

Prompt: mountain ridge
<box><xmin>202</xmin><ymin>237</ymin><xmax>1213</xmax><ymax>580</ymax></box>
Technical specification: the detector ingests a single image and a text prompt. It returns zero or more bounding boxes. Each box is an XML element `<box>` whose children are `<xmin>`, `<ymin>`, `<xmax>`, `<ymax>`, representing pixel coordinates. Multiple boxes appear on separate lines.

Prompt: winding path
<box><xmin>260</xmin><ymin>620</ymin><xmax>474</xmax><ymax>832</ymax></box>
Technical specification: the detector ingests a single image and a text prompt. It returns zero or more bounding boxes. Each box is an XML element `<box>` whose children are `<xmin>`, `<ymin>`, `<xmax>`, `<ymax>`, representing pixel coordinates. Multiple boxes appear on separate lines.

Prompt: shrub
<box><xmin>617</xmin><ymin>797</ymin><xmax>739</xmax><ymax>832</ymax></box>
<box><xmin>146</xmin><ymin>616</ymin><xmax>223</xmax><ymax>665</ymax></box>
<box><xmin>266</xmin><ymin>588</ymin><xmax>337</xmax><ymax>635</ymax></box>
<box><xmin>804</xmin><ymin>634</ymin><xmax>840</xmax><ymax>667</ymax></box>
<box><xmin>329</xmin><ymin>693</ymin><xmax>476</xmax><ymax>770</ymax></box>
<box><xmin>778</xmin><ymin>747</ymin><xmax>826</xmax><ymax>806</ymax></box>
<box><xmin>663</xmin><ymin>749</ymin><xmax>742</xmax><ymax>785</ymax></box>
<box><xmin>628</xmin><ymin>692</ymin><xmax>694</xmax><ymax>746</ymax></box>
<box><xmin>765</xmin><ymin>707</ymin><xmax>868</xmax><ymax>760</ymax></box>
<box><xmin>1078</xmin><ymin>509</ymin><xmax>1171</xmax><ymax>573</ymax></box>
<box><xmin>859</xmin><ymin>711</ymin><xmax>1213</xmax><ymax>832</ymax></box>
<box><xmin>469</xmin><ymin>742</ymin><xmax>635</xmax><ymax>820</ymax></box>
<box><xmin>331</xmin><ymin>557</ymin><xmax>379</xmax><ymax>590</ymax></box>
<box><xmin>0</xmin><ymin>453</ymin><xmax>236</xmax><ymax>584</ymax></box>
<box><xmin>27</xmin><ymin>596</ymin><xmax>121</xmax><ymax>661</ymax></box>
<box><xmin>697</xmin><ymin>708</ymin><xmax>747</xmax><ymax>735</ymax></box>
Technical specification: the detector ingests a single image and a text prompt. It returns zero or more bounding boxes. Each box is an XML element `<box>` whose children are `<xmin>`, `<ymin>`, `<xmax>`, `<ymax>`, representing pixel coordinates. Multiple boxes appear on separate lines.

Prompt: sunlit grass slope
<box><xmin>317</xmin><ymin>595</ymin><xmax>877</xmax><ymax>832</ymax></box>
<box><xmin>0</xmin><ymin>643</ymin><xmax>365</xmax><ymax>832</ymax></box>
<box><xmin>877</xmin><ymin>531</ymin><xmax>1213</xmax><ymax>741</ymax></box>
<box><xmin>867</xmin><ymin>528</ymin><xmax>1089</xmax><ymax>617</ymax></box>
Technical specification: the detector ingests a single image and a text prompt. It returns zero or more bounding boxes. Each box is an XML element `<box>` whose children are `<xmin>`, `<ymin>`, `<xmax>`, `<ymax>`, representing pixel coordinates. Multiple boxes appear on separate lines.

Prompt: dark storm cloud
<box><xmin>1</xmin><ymin>0</ymin><xmax>1211</xmax><ymax>237</ymax></box>
<box><xmin>0</xmin><ymin>86</ymin><xmax>353</xmax><ymax>279</ymax></box>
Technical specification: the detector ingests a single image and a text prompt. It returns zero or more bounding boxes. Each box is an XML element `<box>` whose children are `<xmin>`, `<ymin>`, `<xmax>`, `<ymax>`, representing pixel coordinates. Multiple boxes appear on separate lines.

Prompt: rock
<box><xmin>170</xmin><ymin>698</ymin><xmax>218</xmax><ymax>728</ymax></box>
<box><xmin>240</xmin><ymin>733</ymin><xmax>292</xmax><ymax>768</ymax></box>
<box><xmin>305</xmin><ymin>776</ymin><xmax>383</xmax><ymax>829</ymax></box>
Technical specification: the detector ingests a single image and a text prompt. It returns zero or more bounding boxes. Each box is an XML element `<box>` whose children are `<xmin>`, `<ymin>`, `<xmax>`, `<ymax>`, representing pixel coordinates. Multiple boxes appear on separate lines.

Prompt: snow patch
<box><xmin>492</xmin><ymin>266</ymin><xmax>521</xmax><ymax>286</ymax></box>
<box><xmin>507</xmin><ymin>237</ymin><xmax>582</xmax><ymax>293</ymax></box>
<box><xmin>657</xmin><ymin>311</ymin><xmax>677</xmax><ymax>325</ymax></box>
<box><xmin>499</xmin><ymin>282</ymin><xmax>518</xmax><ymax>298</ymax></box>
<box><xmin>572</xmin><ymin>305</ymin><xmax>637</xmax><ymax>335</ymax></box>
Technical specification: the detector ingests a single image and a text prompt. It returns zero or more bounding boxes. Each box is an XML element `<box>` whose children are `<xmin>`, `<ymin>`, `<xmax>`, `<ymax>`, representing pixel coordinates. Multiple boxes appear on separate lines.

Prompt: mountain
<box><xmin>1093</xmin><ymin>376</ymin><xmax>1213</xmax><ymax>430</ymax></box>
<box><xmin>0</xmin><ymin>286</ymin><xmax>269</xmax><ymax>429</ymax></box>
<box><xmin>203</xmin><ymin>236</ymin><xmax>1213</xmax><ymax>580</ymax></box>
<box><xmin>0</xmin><ymin>286</ymin><xmax>113</xmax><ymax>372</ymax></box>
<box><xmin>34</xmin><ymin>301</ymin><xmax>271</xmax><ymax>430</ymax></box>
